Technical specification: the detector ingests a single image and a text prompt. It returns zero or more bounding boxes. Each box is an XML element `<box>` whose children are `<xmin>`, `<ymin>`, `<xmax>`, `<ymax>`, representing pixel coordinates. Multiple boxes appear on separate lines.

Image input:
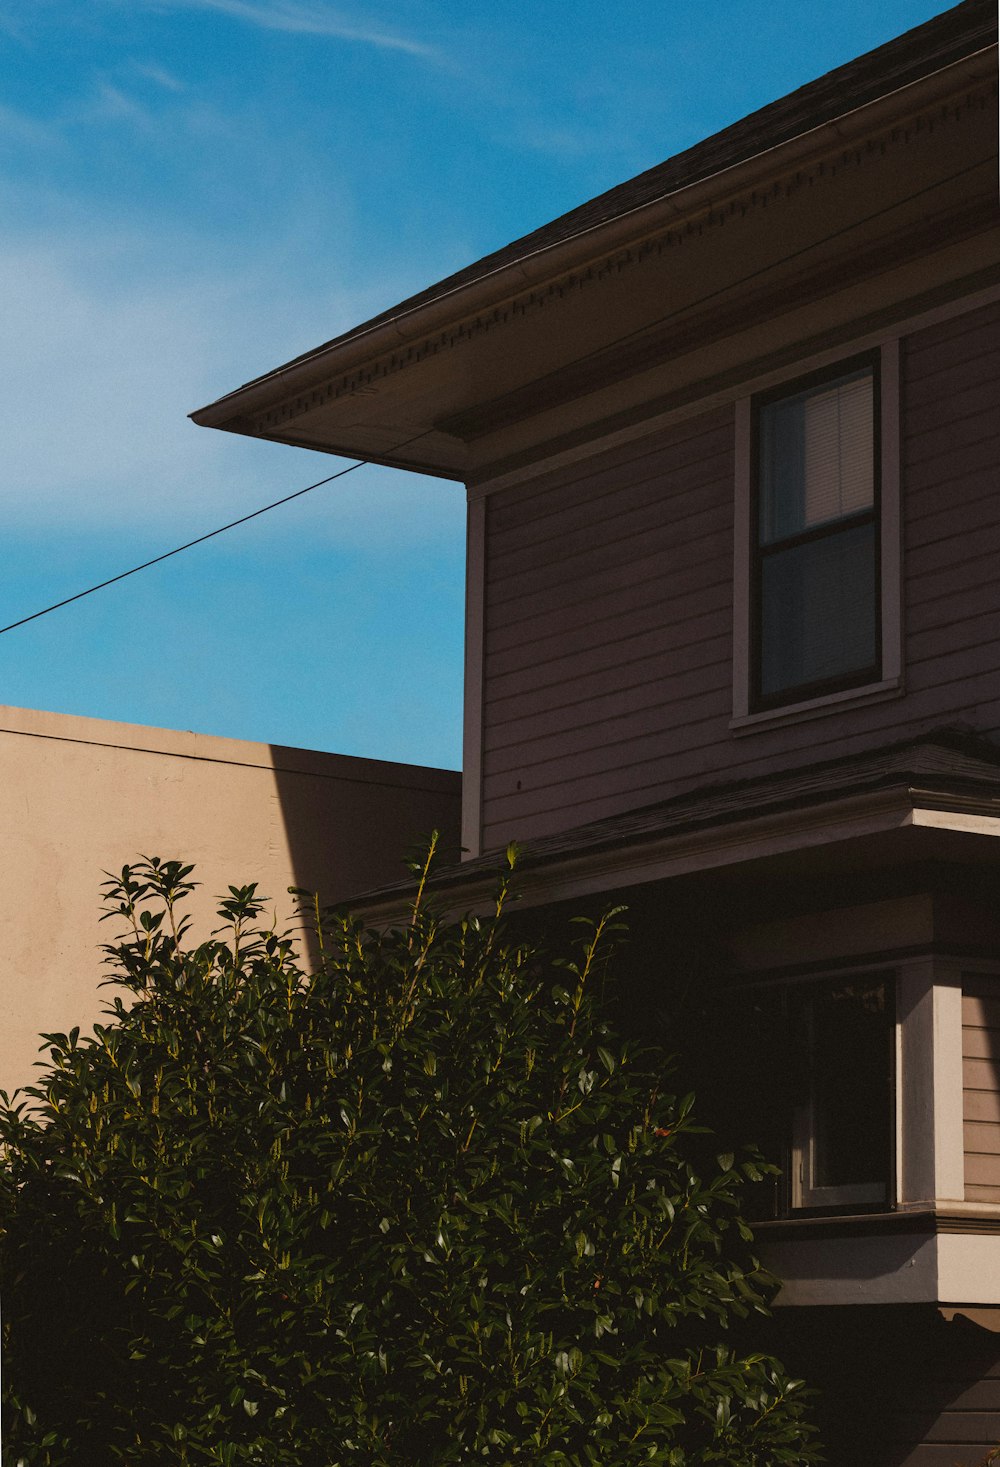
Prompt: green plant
<box><xmin>0</xmin><ymin>851</ymin><xmax>820</xmax><ymax>1465</ymax></box>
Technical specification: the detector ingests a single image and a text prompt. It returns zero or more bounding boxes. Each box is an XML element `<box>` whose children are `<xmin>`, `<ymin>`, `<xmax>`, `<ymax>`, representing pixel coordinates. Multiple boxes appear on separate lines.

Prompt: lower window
<box><xmin>789</xmin><ymin>978</ymin><xmax>892</xmax><ymax>1208</ymax></box>
<box><xmin>714</xmin><ymin>974</ymin><xmax>894</xmax><ymax>1217</ymax></box>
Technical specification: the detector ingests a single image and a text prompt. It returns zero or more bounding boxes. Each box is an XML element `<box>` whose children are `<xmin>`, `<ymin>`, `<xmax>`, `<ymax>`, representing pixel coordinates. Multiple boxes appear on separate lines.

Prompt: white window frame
<box><xmin>731</xmin><ymin>336</ymin><xmax>902</xmax><ymax>732</ymax></box>
<box><xmin>763</xmin><ymin>954</ymin><xmax>1000</xmax><ymax>1216</ymax></box>
<box><xmin>788</xmin><ymin>971</ymin><xmax>895</xmax><ymax>1212</ymax></box>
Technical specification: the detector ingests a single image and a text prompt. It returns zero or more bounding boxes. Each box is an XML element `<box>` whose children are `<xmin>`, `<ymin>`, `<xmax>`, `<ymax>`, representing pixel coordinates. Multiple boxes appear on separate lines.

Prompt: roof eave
<box><xmin>348</xmin><ymin>784</ymin><xmax>1000</xmax><ymax>929</ymax></box>
<box><xmin>190</xmin><ymin>44</ymin><xmax>995</xmax><ymax>440</ymax></box>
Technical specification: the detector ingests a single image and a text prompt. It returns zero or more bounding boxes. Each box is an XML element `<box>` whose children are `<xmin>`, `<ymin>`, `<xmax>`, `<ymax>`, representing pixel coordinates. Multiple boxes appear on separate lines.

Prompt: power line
<box><xmin>0</xmin><ymin>440</ymin><xmax>427</xmax><ymax>638</ymax></box>
<box><xmin>3</xmin><ymin>157</ymin><xmax>989</xmax><ymax>644</ymax></box>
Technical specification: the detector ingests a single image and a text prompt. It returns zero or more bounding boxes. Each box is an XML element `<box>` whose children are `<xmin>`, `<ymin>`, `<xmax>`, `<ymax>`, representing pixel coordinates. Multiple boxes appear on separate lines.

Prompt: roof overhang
<box><xmin>190</xmin><ymin>18</ymin><xmax>999</xmax><ymax>481</ymax></box>
<box><xmin>351</xmin><ymin>782</ymin><xmax>1000</xmax><ymax>927</ymax></box>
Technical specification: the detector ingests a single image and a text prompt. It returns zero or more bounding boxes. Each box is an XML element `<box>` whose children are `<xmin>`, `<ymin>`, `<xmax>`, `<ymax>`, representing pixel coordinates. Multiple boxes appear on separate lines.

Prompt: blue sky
<box><xmin>0</xmin><ymin>0</ymin><xmax>954</xmax><ymax>769</ymax></box>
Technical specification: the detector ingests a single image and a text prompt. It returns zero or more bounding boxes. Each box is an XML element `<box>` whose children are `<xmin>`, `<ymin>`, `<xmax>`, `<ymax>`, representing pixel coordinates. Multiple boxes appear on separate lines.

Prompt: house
<box><xmin>193</xmin><ymin>2</ymin><xmax>1000</xmax><ymax>1461</ymax></box>
<box><xmin>0</xmin><ymin>704</ymin><xmax>460</xmax><ymax>1095</ymax></box>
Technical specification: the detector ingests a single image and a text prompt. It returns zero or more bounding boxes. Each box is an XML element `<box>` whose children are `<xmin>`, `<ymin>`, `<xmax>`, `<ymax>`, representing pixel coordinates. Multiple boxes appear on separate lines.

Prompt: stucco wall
<box><xmin>0</xmin><ymin>705</ymin><xmax>461</xmax><ymax>1094</ymax></box>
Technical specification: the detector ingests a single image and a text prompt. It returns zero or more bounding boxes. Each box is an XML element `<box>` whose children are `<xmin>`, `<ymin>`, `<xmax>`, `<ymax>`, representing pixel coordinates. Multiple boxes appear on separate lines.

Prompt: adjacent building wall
<box><xmin>0</xmin><ymin>705</ymin><xmax>461</xmax><ymax>1094</ymax></box>
<box><xmin>478</xmin><ymin>295</ymin><xmax>1000</xmax><ymax>850</ymax></box>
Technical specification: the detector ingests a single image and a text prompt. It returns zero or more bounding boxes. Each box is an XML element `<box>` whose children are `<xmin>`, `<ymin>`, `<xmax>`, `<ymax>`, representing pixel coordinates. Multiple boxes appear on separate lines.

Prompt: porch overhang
<box><xmin>347</xmin><ymin>732</ymin><xmax>1000</xmax><ymax>925</ymax></box>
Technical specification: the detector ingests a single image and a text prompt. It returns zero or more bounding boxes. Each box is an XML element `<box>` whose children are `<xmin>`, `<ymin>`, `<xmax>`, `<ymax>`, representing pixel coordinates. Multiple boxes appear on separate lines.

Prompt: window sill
<box><xmin>754</xmin><ymin>1203</ymin><xmax>1000</xmax><ymax>1240</ymax></box>
<box><xmin>754</xmin><ymin>1209</ymin><xmax>926</xmax><ymax>1240</ymax></box>
<box><xmin>730</xmin><ymin>676</ymin><xmax>903</xmax><ymax>736</ymax></box>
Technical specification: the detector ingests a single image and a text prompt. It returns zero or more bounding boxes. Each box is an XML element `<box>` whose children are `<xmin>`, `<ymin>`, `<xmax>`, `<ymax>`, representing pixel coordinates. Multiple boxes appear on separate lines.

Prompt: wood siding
<box><xmin>768</xmin><ymin>1304</ymin><xmax>1000</xmax><ymax>1467</ymax></box>
<box><xmin>963</xmin><ymin>978</ymin><xmax>1000</xmax><ymax>1205</ymax></box>
<box><xmin>880</xmin><ymin>1342</ymin><xmax>1000</xmax><ymax>1467</ymax></box>
<box><xmin>479</xmin><ymin>298</ymin><xmax>1000</xmax><ymax>850</ymax></box>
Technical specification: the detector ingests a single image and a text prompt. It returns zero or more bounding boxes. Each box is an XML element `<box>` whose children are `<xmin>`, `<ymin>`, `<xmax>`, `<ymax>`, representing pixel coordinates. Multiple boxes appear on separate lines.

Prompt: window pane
<box><xmin>759</xmin><ymin>522</ymin><xmax>876</xmax><ymax>697</ymax></box>
<box><xmin>796</xmin><ymin>981</ymin><xmax>889</xmax><ymax>1194</ymax></box>
<box><xmin>760</xmin><ymin>368</ymin><xmax>874</xmax><ymax>544</ymax></box>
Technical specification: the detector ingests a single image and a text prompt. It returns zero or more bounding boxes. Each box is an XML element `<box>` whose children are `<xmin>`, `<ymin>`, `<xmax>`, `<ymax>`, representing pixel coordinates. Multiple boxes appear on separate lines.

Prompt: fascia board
<box><xmin>356</xmin><ymin>783</ymin><xmax>1000</xmax><ymax>927</ymax></box>
<box><xmin>190</xmin><ymin>47</ymin><xmax>995</xmax><ymax>435</ymax></box>
<box><xmin>356</xmin><ymin>786</ymin><xmax>916</xmax><ymax>925</ymax></box>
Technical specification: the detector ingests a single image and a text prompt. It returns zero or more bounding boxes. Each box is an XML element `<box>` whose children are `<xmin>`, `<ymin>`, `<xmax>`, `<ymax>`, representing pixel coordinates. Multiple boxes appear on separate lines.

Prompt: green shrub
<box><xmin>0</xmin><ymin>851</ymin><xmax>819</xmax><ymax>1465</ymax></box>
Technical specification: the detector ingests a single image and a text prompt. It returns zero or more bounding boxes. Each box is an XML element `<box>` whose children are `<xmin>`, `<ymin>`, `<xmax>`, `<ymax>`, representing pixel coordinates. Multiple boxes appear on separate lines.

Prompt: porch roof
<box><xmin>350</xmin><ymin>729</ymin><xmax>1000</xmax><ymax>920</ymax></box>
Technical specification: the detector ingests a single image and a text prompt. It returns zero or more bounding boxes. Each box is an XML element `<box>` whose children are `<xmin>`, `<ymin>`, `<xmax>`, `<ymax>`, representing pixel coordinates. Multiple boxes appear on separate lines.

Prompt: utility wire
<box><xmin>0</xmin><ymin>433</ymin><xmax>430</xmax><ymax>638</ymax></box>
<box><xmin>1</xmin><ymin>158</ymin><xmax>990</xmax><ymax>642</ymax></box>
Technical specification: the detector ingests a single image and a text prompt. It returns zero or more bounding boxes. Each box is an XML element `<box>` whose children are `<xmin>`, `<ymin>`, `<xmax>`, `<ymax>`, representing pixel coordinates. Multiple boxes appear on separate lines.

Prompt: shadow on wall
<box><xmin>0</xmin><ymin>706</ymin><xmax>461</xmax><ymax>1096</ymax></box>
<box><xmin>759</xmin><ymin>1304</ymin><xmax>1000</xmax><ymax>1467</ymax></box>
<box><xmin>269</xmin><ymin>742</ymin><xmax>462</xmax><ymax>922</ymax></box>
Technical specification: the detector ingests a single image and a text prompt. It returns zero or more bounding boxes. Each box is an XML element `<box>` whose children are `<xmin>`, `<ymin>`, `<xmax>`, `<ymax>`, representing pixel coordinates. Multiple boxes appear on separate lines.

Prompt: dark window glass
<box><xmin>791</xmin><ymin>980</ymin><xmax>890</xmax><ymax>1203</ymax></box>
<box><xmin>713</xmin><ymin>975</ymin><xmax>893</xmax><ymax>1217</ymax></box>
<box><xmin>754</xmin><ymin>363</ymin><xmax>879</xmax><ymax>707</ymax></box>
<box><xmin>759</xmin><ymin>523</ymin><xmax>876</xmax><ymax>696</ymax></box>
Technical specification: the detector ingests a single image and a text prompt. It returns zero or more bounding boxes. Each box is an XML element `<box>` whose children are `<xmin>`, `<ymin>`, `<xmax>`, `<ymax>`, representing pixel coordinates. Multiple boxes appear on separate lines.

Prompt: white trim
<box><xmin>731</xmin><ymin>399</ymin><xmax>752</xmax><ymax>721</ymax></box>
<box><xmin>912</xmin><ymin>809</ymin><xmax>1000</xmax><ymax>838</ymax></box>
<box><xmin>461</xmin><ymin>495</ymin><xmax>486</xmax><ymax>859</ymax></box>
<box><xmin>896</xmin><ymin>957</ymin><xmax>967</xmax><ymax>1205</ymax></box>
<box><xmin>894</xmin><ymin>956</ymin><xmax>984</xmax><ymax>1208</ymax></box>
<box><xmin>931</xmin><ymin>962</ymin><xmax>967</xmax><ymax>1203</ymax></box>
<box><xmin>937</xmin><ymin>1232</ymin><xmax>1000</xmax><ymax>1304</ymax></box>
<box><xmin>880</xmin><ymin>335</ymin><xmax>903</xmax><ymax>688</ymax></box>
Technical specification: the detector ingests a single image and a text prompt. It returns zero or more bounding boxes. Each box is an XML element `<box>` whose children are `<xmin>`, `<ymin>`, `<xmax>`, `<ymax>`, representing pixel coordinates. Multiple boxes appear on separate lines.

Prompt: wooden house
<box><xmin>194</xmin><ymin>3</ymin><xmax>1000</xmax><ymax>1459</ymax></box>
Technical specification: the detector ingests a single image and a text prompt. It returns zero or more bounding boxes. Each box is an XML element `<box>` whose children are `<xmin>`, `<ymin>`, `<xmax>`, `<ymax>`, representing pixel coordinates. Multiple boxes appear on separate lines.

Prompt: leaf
<box><xmin>0</xmin><ymin>854</ymin><xmax>820</xmax><ymax>1464</ymax></box>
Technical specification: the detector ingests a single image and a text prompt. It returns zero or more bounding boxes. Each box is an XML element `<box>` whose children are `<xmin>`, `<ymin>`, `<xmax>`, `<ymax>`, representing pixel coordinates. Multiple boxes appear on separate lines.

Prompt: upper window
<box><xmin>751</xmin><ymin>355</ymin><xmax>881</xmax><ymax>711</ymax></box>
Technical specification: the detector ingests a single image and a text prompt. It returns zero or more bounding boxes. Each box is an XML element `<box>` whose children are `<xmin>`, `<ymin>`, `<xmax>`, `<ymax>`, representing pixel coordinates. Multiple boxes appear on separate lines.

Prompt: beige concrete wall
<box><xmin>0</xmin><ymin>704</ymin><xmax>461</xmax><ymax>1095</ymax></box>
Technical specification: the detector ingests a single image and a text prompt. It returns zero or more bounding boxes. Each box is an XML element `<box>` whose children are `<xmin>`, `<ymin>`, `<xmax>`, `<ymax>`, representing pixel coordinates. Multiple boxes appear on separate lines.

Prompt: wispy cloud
<box><xmin>131</xmin><ymin>61</ymin><xmax>186</xmax><ymax>92</ymax></box>
<box><xmin>0</xmin><ymin>102</ymin><xmax>61</xmax><ymax>150</ymax></box>
<box><xmin>86</xmin><ymin>81</ymin><xmax>156</xmax><ymax>127</ymax></box>
<box><xmin>0</xmin><ymin>220</ymin><xmax>462</xmax><ymax>550</ymax></box>
<box><xmin>150</xmin><ymin>0</ymin><xmax>441</xmax><ymax>60</ymax></box>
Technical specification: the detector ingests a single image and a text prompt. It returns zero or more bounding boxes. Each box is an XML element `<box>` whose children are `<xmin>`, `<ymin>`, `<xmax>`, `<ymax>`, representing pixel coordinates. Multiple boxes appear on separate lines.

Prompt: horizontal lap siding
<box><xmin>963</xmin><ymin>980</ymin><xmax>1000</xmax><ymax>1203</ymax></box>
<box><xmin>481</xmin><ymin>411</ymin><xmax>734</xmax><ymax>845</ymax></box>
<box><xmin>773</xmin><ymin>1306</ymin><xmax>1000</xmax><ymax>1467</ymax></box>
<box><xmin>480</xmin><ymin>299</ymin><xmax>1000</xmax><ymax>850</ymax></box>
<box><xmin>889</xmin><ymin>1352</ymin><xmax>1000</xmax><ymax>1467</ymax></box>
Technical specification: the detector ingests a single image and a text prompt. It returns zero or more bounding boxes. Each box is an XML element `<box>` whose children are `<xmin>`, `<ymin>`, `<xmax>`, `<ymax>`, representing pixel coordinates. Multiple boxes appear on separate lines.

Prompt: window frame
<box><xmin>731</xmin><ymin>337</ymin><xmax>902</xmax><ymax>732</ymax></box>
<box><xmin>750</xmin><ymin>351</ymin><xmax>882</xmax><ymax>713</ymax></box>
<box><xmin>721</xmin><ymin>969</ymin><xmax>898</xmax><ymax>1221</ymax></box>
<box><xmin>788</xmin><ymin>972</ymin><xmax>896</xmax><ymax>1211</ymax></box>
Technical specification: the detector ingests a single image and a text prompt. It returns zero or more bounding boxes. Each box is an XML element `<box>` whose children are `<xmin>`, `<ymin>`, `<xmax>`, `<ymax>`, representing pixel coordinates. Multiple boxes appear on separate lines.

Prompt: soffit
<box><xmin>191</xmin><ymin>42</ymin><xmax>998</xmax><ymax>479</ymax></box>
<box><xmin>240</xmin><ymin>0</ymin><xmax>998</xmax><ymax>372</ymax></box>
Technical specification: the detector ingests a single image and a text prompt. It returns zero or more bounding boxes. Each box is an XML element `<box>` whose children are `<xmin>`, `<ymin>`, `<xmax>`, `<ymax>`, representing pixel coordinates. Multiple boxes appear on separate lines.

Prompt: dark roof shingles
<box><xmin>358</xmin><ymin>729</ymin><xmax>1000</xmax><ymax>906</ymax></box>
<box><xmin>230</xmin><ymin>0</ymin><xmax>996</xmax><ymax>397</ymax></box>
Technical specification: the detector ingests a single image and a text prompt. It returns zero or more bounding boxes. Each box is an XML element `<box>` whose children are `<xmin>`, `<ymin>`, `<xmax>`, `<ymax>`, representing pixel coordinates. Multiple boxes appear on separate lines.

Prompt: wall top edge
<box><xmin>0</xmin><ymin>704</ymin><xmax>461</xmax><ymax>788</ymax></box>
